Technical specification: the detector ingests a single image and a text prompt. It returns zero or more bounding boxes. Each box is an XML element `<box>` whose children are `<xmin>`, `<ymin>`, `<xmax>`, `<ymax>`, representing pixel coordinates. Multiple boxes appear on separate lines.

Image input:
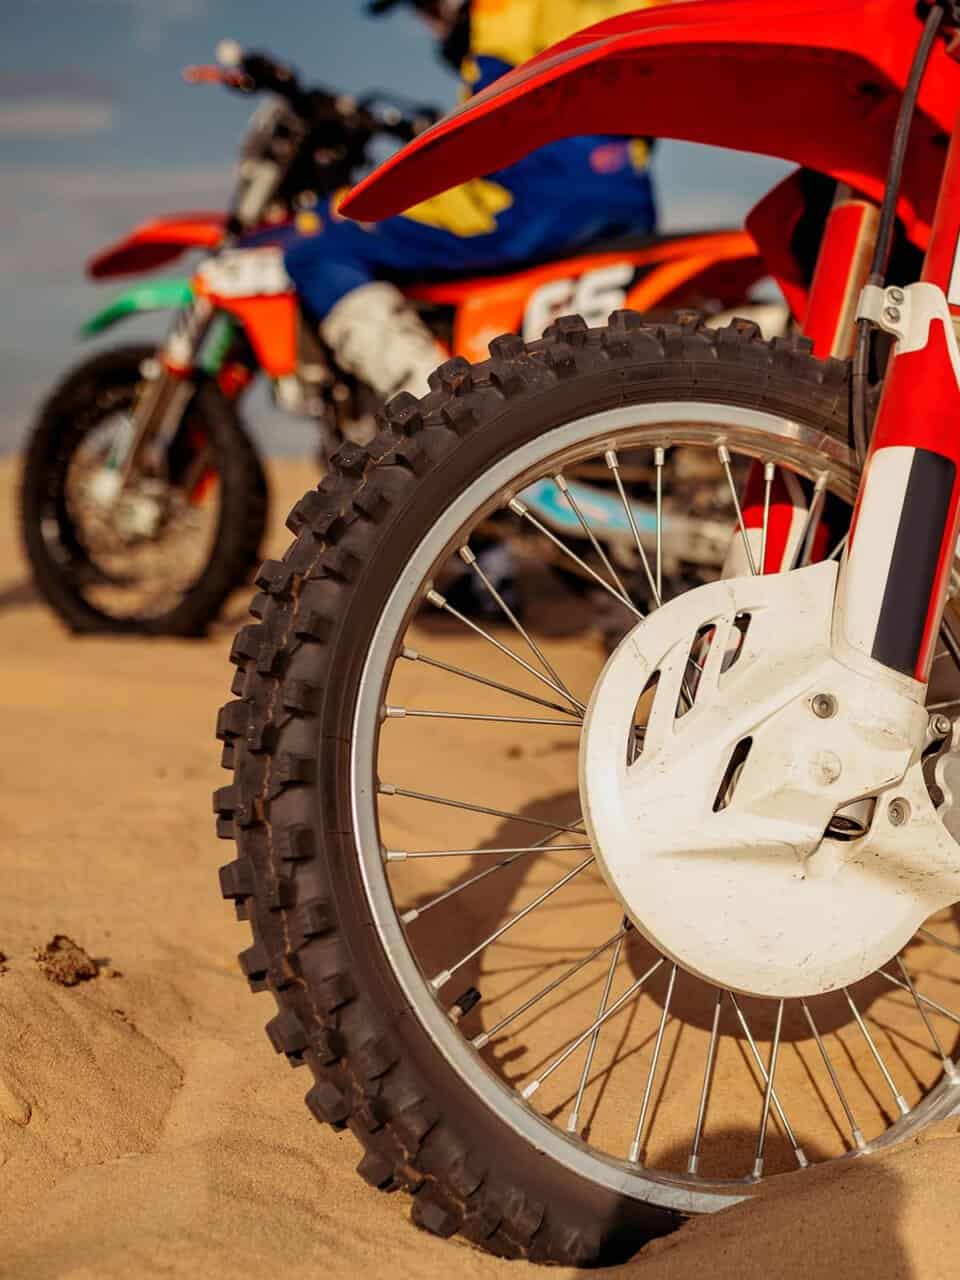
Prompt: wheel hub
<box><xmin>579</xmin><ymin>561</ymin><xmax>960</xmax><ymax>998</ymax></box>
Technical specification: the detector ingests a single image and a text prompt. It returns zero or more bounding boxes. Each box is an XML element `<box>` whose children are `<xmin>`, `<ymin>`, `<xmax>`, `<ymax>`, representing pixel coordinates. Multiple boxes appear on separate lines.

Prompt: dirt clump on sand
<box><xmin>34</xmin><ymin>934</ymin><xmax>99</xmax><ymax>986</ymax></box>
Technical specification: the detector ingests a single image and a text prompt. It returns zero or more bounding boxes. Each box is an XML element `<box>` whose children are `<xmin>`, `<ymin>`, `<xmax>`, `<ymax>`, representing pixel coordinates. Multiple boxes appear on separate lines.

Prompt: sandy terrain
<box><xmin>2</xmin><ymin>454</ymin><xmax>960</xmax><ymax>1279</ymax></box>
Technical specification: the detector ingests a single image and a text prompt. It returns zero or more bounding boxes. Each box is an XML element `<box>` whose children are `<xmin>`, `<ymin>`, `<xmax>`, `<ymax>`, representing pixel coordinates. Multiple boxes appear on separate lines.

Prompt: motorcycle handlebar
<box><xmin>213</xmin><ymin>39</ymin><xmax>439</xmax><ymax>141</ymax></box>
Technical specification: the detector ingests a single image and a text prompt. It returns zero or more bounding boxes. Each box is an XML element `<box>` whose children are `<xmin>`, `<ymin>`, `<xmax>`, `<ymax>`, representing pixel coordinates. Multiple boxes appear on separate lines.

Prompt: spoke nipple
<box><xmin>426</xmin><ymin>588</ymin><xmax>446</xmax><ymax>608</ymax></box>
<box><xmin>458</xmin><ymin>544</ymin><xmax>476</xmax><ymax>565</ymax></box>
<box><xmin>795</xmin><ymin>1147</ymin><xmax>810</xmax><ymax>1169</ymax></box>
<box><xmin>763</xmin><ymin>459</ymin><xmax>776</xmax><ymax>480</ymax></box>
<box><xmin>627</xmin><ymin>1140</ymin><xmax>641</xmax><ymax>1164</ymax></box>
<box><xmin>852</xmin><ymin>1129</ymin><xmax>867</xmax><ymax>1150</ymax></box>
<box><xmin>751</xmin><ymin>1157</ymin><xmax>764</xmax><ymax>1180</ymax></box>
<box><xmin>384</xmin><ymin>705</ymin><xmax>406</xmax><ymax>718</ymax></box>
<box><xmin>520</xmin><ymin>1079</ymin><xmax>541</xmax><ymax>1101</ymax></box>
<box><xmin>566</xmin><ymin>1114</ymin><xmax>581</xmax><ymax>1134</ymax></box>
<box><xmin>717</xmin><ymin>444</ymin><xmax>731</xmax><ymax>465</ymax></box>
<box><xmin>401</xmin><ymin>908</ymin><xmax>419</xmax><ymax>924</ymax></box>
<box><xmin>401</xmin><ymin>646</ymin><xmax>420</xmax><ymax>661</ymax></box>
<box><xmin>811</xmin><ymin>693</ymin><xmax>837</xmax><ymax>719</ymax></box>
<box><xmin>430</xmin><ymin>969</ymin><xmax>452</xmax><ymax>991</ymax></box>
<box><xmin>378</xmin><ymin>781</ymin><xmax>397</xmax><ymax>796</ymax></box>
<box><xmin>384</xmin><ymin>849</ymin><xmax>406</xmax><ymax>862</ymax></box>
<box><xmin>888</xmin><ymin>287</ymin><xmax>905</xmax><ymax>305</ymax></box>
<box><xmin>895</xmin><ymin>1094</ymin><xmax>910</xmax><ymax>1116</ymax></box>
<box><xmin>686</xmin><ymin>1155</ymin><xmax>700</xmax><ymax>1175</ymax></box>
<box><xmin>554</xmin><ymin>472</ymin><xmax>569</xmax><ymax>492</ymax></box>
<box><xmin>508</xmin><ymin>497</ymin><xmax>527</xmax><ymax>517</ymax></box>
<box><xmin>883</xmin><ymin>305</ymin><xmax>902</xmax><ymax>324</ymax></box>
<box><xmin>604</xmin><ymin>449</ymin><xmax>619</xmax><ymax>470</ymax></box>
<box><xmin>887</xmin><ymin>798</ymin><xmax>911</xmax><ymax>827</ymax></box>
<box><xmin>471</xmin><ymin>1032</ymin><xmax>490</xmax><ymax>1049</ymax></box>
<box><xmin>654</xmin><ymin>446</ymin><xmax>665</xmax><ymax>466</ymax></box>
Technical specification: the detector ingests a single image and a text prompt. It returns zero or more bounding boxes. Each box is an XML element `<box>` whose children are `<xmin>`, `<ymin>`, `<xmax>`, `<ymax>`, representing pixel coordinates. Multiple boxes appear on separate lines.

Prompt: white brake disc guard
<box><xmin>579</xmin><ymin>560</ymin><xmax>960</xmax><ymax>998</ymax></box>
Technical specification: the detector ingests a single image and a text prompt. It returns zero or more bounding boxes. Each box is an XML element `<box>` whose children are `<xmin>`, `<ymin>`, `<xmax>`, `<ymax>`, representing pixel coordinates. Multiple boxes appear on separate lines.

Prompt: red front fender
<box><xmin>342</xmin><ymin>0</ymin><xmax>959</xmax><ymax>248</ymax></box>
<box><xmin>87</xmin><ymin>212</ymin><xmax>225</xmax><ymax>280</ymax></box>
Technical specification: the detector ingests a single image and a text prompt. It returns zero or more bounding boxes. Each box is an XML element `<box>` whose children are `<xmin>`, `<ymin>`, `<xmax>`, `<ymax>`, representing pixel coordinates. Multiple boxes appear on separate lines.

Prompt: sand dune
<box><xmin>2</xmin><ymin>456</ymin><xmax>960</xmax><ymax>1279</ymax></box>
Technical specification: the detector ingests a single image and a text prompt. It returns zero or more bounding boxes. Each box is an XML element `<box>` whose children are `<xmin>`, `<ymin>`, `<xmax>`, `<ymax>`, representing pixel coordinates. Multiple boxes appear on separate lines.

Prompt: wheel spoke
<box><xmin>507</xmin><ymin>496</ymin><xmax>642</xmax><ymax>619</ymax></box>
<box><xmin>895</xmin><ymin>956</ymin><xmax>956</xmax><ymax>1077</ymax></box>
<box><xmin>918</xmin><ymin>926</ymin><xmax>960</xmax><ymax>956</ymax></box>
<box><xmin>429</xmin><ymin>855</ymin><xmax>595</xmax><ymax>990</ymax></box>
<box><xmin>566</xmin><ymin>921</ymin><xmax>629</xmax><ymax>1134</ymax></box>
<box><xmin>717</xmin><ymin>444</ymin><xmax>758</xmax><ymax>575</ymax></box>
<box><xmin>791</xmin><ymin>472</ymin><xmax>829</xmax><ymax>569</ymax></box>
<box><xmin>826</xmin><ymin>532</ymin><xmax>848</xmax><ymax>562</ymax></box>
<box><xmin>399</xmin><ymin>828</ymin><xmax>585</xmax><ymax>925</ymax></box>
<box><xmin>384</xmin><ymin>706</ymin><xmax>579</xmax><ymax>727</ymax></box>
<box><xmin>654</xmin><ymin>446</ymin><xmax>665</xmax><ymax>601</ymax></box>
<box><xmin>521</xmin><ymin>958</ymin><xmax>665</xmax><ymax>1100</ymax></box>
<box><xmin>401</xmin><ymin>647</ymin><xmax>580</xmax><ymax>719</ymax></box>
<box><xmin>760</xmin><ymin>460</ymin><xmax>775</xmax><ymax>574</ymax></box>
<box><xmin>426</xmin><ymin>588</ymin><xmax>586</xmax><ymax>713</ymax></box>
<box><xmin>752</xmin><ymin>999</ymin><xmax>784</xmax><ymax>1178</ymax></box>
<box><xmin>472</xmin><ymin>924</ymin><xmax>629</xmax><ymax>1050</ymax></box>
<box><xmin>628</xmin><ymin>963</ymin><xmax>677</xmax><ymax>1162</ymax></box>
<box><xmin>386</xmin><ymin>842</ymin><xmax>592</xmax><ymax>862</ymax></box>
<box><xmin>378</xmin><ymin>782</ymin><xmax>584</xmax><ymax>834</ymax></box>
<box><xmin>879</xmin><ymin>967</ymin><xmax>960</xmax><ymax>1025</ymax></box>
<box><xmin>728</xmin><ymin>993</ymin><xmax>807</xmax><ymax>1167</ymax></box>
<box><xmin>800</xmin><ymin>999</ymin><xmax>866</xmax><ymax>1150</ymax></box>
<box><xmin>458</xmin><ymin>542</ymin><xmax>580</xmax><ymax>705</ymax></box>
<box><xmin>553</xmin><ymin>475</ymin><xmax>635</xmax><ymax>605</ymax></box>
<box><xmin>843</xmin><ymin>987</ymin><xmax>909</xmax><ymax>1115</ymax></box>
<box><xmin>688</xmin><ymin>989</ymin><xmax>723</xmax><ymax>1174</ymax></box>
<box><xmin>604</xmin><ymin>449</ymin><xmax>661</xmax><ymax>606</ymax></box>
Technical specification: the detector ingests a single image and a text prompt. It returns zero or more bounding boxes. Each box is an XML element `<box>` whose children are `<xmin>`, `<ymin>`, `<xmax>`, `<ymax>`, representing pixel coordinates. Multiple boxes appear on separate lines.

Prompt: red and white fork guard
<box><xmin>839</xmin><ymin>283</ymin><xmax>960</xmax><ymax>682</ymax></box>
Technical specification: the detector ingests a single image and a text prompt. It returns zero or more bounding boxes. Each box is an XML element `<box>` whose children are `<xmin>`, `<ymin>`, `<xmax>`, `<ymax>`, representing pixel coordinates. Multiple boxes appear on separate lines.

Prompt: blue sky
<box><xmin>0</xmin><ymin>1</ymin><xmax>790</xmax><ymax>454</ymax></box>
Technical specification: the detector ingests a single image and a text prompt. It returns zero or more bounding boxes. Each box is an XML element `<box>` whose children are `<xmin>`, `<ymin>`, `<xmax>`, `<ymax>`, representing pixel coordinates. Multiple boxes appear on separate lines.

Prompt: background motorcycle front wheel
<box><xmin>217</xmin><ymin>314</ymin><xmax>960</xmax><ymax>1266</ymax></box>
<box><xmin>20</xmin><ymin>344</ymin><xmax>268</xmax><ymax>634</ymax></box>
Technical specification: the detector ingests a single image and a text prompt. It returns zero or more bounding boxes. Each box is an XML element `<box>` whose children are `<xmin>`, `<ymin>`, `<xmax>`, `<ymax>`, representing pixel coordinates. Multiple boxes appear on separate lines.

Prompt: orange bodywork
<box><xmin>406</xmin><ymin>230</ymin><xmax>762</xmax><ymax>363</ymax></box>
<box><xmin>193</xmin><ymin>276</ymin><xmax>299</xmax><ymax>378</ymax></box>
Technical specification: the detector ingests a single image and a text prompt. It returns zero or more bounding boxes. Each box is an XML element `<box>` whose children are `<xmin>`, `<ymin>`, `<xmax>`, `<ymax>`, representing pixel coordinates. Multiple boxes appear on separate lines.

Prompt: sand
<box><xmin>2</xmin><ymin>454</ymin><xmax>960</xmax><ymax>1279</ymax></box>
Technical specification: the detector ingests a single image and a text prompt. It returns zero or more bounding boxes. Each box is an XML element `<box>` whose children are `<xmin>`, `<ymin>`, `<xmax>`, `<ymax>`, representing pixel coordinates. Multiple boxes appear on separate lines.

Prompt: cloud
<box><xmin>91</xmin><ymin>0</ymin><xmax>208</xmax><ymax>47</ymax></box>
<box><xmin>0</xmin><ymin>70</ymin><xmax>118</xmax><ymax>137</ymax></box>
<box><xmin>0</xmin><ymin>102</ymin><xmax>113</xmax><ymax>137</ymax></box>
<box><xmin>0</xmin><ymin>165</ymin><xmax>231</xmax><ymax>282</ymax></box>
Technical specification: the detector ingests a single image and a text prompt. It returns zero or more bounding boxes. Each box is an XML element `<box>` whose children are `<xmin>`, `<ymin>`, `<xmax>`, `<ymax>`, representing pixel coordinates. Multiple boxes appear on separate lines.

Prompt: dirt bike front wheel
<box><xmin>21</xmin><ymin>345</ymin><xmax>268</xmax><ymax>635</ymax></box>
<box><xmin>217</xmin><ymin>314</ymin><xmax>960</xmax><ymax>1266</ymax></box>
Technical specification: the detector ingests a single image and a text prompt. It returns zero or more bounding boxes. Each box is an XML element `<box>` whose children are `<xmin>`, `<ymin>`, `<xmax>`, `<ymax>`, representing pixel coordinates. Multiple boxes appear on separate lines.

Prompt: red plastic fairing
<box><xmin>87</xmin><ymin>212</ymin><xmax>225</xmax><ymax>279</ymax></box>
<box><xmin>341</xmin><ymin>0</ymin><xmax>958</xmax><ymax>246</ymax></box>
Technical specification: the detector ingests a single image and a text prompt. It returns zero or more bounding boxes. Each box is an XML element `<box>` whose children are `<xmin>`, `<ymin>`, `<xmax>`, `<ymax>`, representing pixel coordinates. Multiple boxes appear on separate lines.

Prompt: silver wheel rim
<box><xmin>350</xmin><ymin>402</ymin><xmax>960</xmax><ymax>1215</ymax></box>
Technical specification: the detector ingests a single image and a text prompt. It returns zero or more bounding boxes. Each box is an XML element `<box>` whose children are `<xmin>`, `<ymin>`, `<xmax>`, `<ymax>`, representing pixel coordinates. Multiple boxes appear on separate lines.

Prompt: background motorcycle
<box><xmin>216</xmin><ymin>0</ymin><xmax>960</xmax><ymax>1268</ymax></box>
<box><xmin>20</xmin><ymin>42</ymin><xmax>769</xmax><ymax>635</ymax></box>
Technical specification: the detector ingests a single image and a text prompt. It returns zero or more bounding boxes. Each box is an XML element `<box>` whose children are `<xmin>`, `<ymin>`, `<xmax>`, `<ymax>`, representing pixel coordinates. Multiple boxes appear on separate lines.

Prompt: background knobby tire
<box><xmin>215</xmin><ymin>313</ymin><xmax>851</xmax><ymax>1266</ymax></box>
<box><xmin>20</xmin><ymin>344</ymin><xmax>268</xmax><ymax>635</ymax></box>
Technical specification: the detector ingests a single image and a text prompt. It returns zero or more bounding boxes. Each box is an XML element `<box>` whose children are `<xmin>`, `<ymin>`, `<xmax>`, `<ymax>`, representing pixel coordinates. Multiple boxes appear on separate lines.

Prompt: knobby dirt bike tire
<box><xmin>21</xmin><ymin>344</ymin><xmax>268</xmax><ymax>635</ymax></box>
<box><xmin>215</xmin><ymin>313</ymin><xmax>850</xmax><ymax>1266</ymax></box>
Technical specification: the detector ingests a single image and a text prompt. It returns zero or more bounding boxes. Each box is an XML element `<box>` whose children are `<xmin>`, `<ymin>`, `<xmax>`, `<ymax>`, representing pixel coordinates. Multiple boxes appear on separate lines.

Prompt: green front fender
<box><xmin>79</xmin><ymin>279</ymin><xmax>194</xmax><ymax>337</ymax></box>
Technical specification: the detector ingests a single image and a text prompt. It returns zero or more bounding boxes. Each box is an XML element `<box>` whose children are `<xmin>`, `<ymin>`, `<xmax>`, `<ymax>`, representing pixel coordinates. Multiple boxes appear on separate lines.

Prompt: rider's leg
<box><xmin>284</xmin><ymin>222</ymin><xmax>446</xmax><ymax>399</ymax></box>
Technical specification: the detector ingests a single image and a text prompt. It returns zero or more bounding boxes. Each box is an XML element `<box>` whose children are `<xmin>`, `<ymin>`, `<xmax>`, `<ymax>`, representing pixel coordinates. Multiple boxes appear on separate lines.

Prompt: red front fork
<box><xmin>837</xmin><ymin>108</ymin><xmax>960</xmax><ymax>685</ymax></box>
<box><xmin>730</xmin><ymin>185</ymin><xmax>881</xmax><ymax>576</ymax></box>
